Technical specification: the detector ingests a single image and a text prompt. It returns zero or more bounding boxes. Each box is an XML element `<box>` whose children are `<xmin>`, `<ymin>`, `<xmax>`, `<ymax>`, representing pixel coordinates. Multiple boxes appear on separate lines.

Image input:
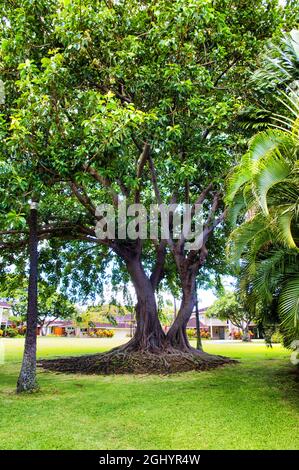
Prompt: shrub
<box><xmin>186</xmin><ymin>329</ymin><xmax>211</xmax><ymax>339</ymax></box>
<box><xmin>271</xmin><ymin>331</ymin><xmax>283</xmax><ymax>344</ymax></box>
<box><xmin>201</xmin><ymin>329</ymin><xmax>211</xmax><ymax>339</ymax></box>
<box><xmin>95</xmin><ymin>329</ymin><xmax>115</xmax><ymax>338</ymax></box>
<box><xmin>186</xmin><ymin>328</ymin><xmax>196</xmax><ymax>339</ymax></box>
<box><xmin>233</xmin><ymin>330</ymin><xmax>242</xmax><ymax>340</ymax></box>
<box><xmin>4</xmin><ymin>327</ymin><xmax>19</xmax><ymax>338</ymax></box>
<box><xmin>17</xmin><ymin>326</ymin><xmax>26</xmax><ymax>336</ymax></box>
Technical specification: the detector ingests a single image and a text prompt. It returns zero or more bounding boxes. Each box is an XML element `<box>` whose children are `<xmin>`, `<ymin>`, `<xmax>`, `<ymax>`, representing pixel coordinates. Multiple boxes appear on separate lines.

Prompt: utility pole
<box><xmin>195</xmin><ymin>280</ymin><xmax>202</xmax><ymax>350</ymax></box>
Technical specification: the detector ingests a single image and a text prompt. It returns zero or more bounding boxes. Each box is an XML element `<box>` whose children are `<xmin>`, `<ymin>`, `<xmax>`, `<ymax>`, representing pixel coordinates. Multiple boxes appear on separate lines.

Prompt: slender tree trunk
<box><xmin>38</xmin><ymin>320</ymin><xmax>45</xmax><ymax>336</ymax></box>
<box><xmin>195</xmin><ymin>282</ymin><xmax>202</xmax><ymax>350</ymax></box>
<box><xmin>242</xmin><ymin>324</ymin><xmax>251</xmax><ymax>342</ymax></box>
<box><xmin>122</xmin><ymin>257</ymin><xmax>165</xmax><ymax>352</ymax></box>
<box><xmin>17</xmin><ymin>203</ymin><xmax>39</xmax><ymax>393</ymax></box>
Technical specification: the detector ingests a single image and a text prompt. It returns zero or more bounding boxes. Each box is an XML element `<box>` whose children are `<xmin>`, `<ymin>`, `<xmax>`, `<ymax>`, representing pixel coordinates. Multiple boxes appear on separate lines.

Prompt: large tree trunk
<box><xmin>17</xmin><ymin>203</ymin><xmax>39</xmax><ymax>393</ymax></box>
<box><xmin>38</xmin><ymin>254</ymin><xmax>236</xmax><ymax>374</ymax></box>
<box><xmin>121</xmin><ymin>257</ymin><xmax>165</xmax><ymax>352</ymax></box>
<box><xmin>166</xmin><ymin>273</ymin><xmax>196</xmax><ymax>352</ymax></box>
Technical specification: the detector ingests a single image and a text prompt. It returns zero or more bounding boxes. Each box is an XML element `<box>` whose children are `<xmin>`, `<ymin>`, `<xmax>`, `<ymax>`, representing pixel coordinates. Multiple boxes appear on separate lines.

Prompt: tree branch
<box><xmin>136</xmin><ymin>143</ymin><xmax>150</xmax><ymax>179</ymax></box>
<box><xmin>69</xmin><ymin>179</ymin><xmax>96</xmax><ymax>217</ymax></box>
<box><xmin>150</xmin><ymin>240</ymin><xmax>167</xmax><ymax>290</ymax></box>
<box><xmin>135</xmin><ymin>142</ymin><xmax>151</xmax><ymax>203</ymax></box>
<box><xmin>214</xmin><ymin>56</ymin><xmax>240</xmax><ymax>86</ymax></box>
<box><xmin>205</xmin><ymin>191</ymin><xmax>221</xmax><ymax>227</ymax></box>
<box><xmin>202</xmin><ymin>208</ymin><xmax>227</xmax><ymax>244</ymax></box>
<box><xmin>148</xmin><ymin>154</ymin><xmax>163</xmax><ymax>205</ymax></box>
<box><xmin>83</xmin><ymin>164</ymin><xmax>119</xmax><ymax>207</ymax></box>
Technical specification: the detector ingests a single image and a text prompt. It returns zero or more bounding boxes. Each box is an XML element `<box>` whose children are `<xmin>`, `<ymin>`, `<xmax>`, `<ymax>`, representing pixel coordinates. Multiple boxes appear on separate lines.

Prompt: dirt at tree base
<box><xmin>38</xmin><ymin>350</ymin><xmax>238</xmax><ymax>375</ymax></box>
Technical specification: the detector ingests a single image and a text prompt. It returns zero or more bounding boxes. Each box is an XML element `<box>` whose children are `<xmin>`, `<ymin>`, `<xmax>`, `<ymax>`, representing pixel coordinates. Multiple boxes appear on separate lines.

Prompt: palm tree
<box><xmin>236</xmin><ymin>30</ymin><xmax>299</xmax><ymax>133</ymax></box>
<box><xmin>226</xmin><ymin>30</ymin><xmax>299</xmax><ymax>347</ymax></box>
<box><xmin>226</xmin><ymin>90</ymin><xmax>299</xmax><ymax>347</ymax></box>
<box><xmin>252</xmin><ymin>29</ymin><xmax>299</xmax><ymax>92</ymax></box>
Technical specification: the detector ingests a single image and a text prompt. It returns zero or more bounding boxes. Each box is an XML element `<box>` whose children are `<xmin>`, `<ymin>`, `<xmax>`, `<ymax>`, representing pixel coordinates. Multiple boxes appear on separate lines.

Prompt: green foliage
<box><xmin>0</xmin><ymin>0</ymin><xmax>293</xmax><ymax>319</ymax></box>
<box><xmin>186</xmin><ymin>328</ymin><xmax>210</xmax><ymax>339</ymax></box>
<box><xmin>0</xmin><ymin>276</ymin><xmax>78</xmax><ymax>327</ymax></box>
<box><xmin>186</xmin><ymin>328</ymin><xmax>196</xmax><ymax>339</ymax></box>
<box><xmin>206</xmin><ymin>292</ymin><xmax>255</xmax><ymax>331</ymax></box>
<box><xmin>236</xmin><ymin>27</ymin><xmax>299</xmax><ymax>133</ymax></box>
<box><xmin>77</xmin><ymin>304</ymin><xmax>131</xmax><ymax>328</ymax></box>
<box><xmin>4</xmin><ymin>327</ymin><xmax>18</xmax><ymax>338</ymax></box>
<box><xmin>252</xmin><ymin>29</ymin><xmax>299</xmax><ymax>92</ymax></box>
<box><xmin>226</xmin><ymin>33</ymin><xmax>299</xmax><ymax>348</ymax></box>
<box><xmin>271</xmin><ymin>331</ymin><xmax>283</xmax><ymax>344</ymax></box>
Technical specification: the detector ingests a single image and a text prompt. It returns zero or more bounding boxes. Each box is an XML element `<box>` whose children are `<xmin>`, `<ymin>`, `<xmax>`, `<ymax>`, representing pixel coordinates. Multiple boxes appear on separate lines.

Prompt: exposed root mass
<box><xmin>38</xmin><ymin>348</ymin><xmax>237</xmax><ymax>375</ymax></box>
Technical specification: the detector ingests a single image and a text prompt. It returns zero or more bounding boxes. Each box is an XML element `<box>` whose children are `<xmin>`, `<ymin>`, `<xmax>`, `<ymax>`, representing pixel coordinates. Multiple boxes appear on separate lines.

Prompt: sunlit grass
<box><xmin>0</xmin><ymin>337</ymin><xmax>298</xmax><ymax>450</ymax></box>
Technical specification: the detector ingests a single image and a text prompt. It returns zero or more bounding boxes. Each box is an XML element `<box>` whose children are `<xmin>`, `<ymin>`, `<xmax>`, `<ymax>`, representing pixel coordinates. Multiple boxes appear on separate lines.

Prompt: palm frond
<box><xmin>248</xmin><ymin>129</ymin><xmax>293</xmax><ymax>164</ymax></box>
<box><xmin>227</xmin><ymin>214</ymin><xmax>271</xmax><ymax>261</ymax></box>
<box><xmin>279</xmin><ymin>275</ymin><xmax>299</xmax><ymax>336</ymax></box>
<box><xmin>253</xmin><ymin>152</ymin><xmax>291</xmax><ymax>214</ymax></box>
<box><xmin>227</xmin><ymin>32</ymin><xmax>299</xmax><ymax>348</ymax></box>
<box><xmin>275</xmin><ymin>208</ymin><xmax>298</xmax><ymax>249</ymax></box>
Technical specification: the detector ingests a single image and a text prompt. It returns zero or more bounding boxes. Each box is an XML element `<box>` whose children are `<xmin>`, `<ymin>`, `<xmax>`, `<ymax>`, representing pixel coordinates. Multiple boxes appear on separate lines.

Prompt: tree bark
<box><xmin>242</xmin><ymin>324</ymin><xmax>251</xmax><ymax>342</ymax></box>
<box><xmin>166</xmin><ymin>271</ymin><xmax>196</xmax><ymax>351</ymax></box>
<box><xmin>17</xmin><ymin>203</ymin><xmax>39</xmax><ymax>393</ymax></box>
<box><xmin>121</xmin><ymin>257</ymin><xmax>165</xmax><ymax>352</ymax></box>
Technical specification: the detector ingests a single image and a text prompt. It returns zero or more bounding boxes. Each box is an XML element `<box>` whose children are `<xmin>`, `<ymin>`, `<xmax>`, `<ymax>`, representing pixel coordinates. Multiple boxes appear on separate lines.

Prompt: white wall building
<box><xmin>0</xmin><ymin>301</ymin><xmax>11</xmax><ymax>328</ymax></box>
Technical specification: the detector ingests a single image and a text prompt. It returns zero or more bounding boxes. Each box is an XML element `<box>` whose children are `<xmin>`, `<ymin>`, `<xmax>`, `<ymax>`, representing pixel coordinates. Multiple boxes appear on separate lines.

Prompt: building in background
<box><xmin>0</xmin><ymin>301</ymin><xmax>11</xmax><ymax>330</ymax></box>
<box><xmin>187</xmin><ymin>308</ymin><xmax>261</xmax><ymax>339</ymax></box>
<box><xmin>1</xmin><ymin>300</ymin><xmax>261</xmax><ymax>340</ymax></box>
<box><xmin>45</xmin><ymin>314</ymin><xmax>134</xmax><ymax>339</ymax></box>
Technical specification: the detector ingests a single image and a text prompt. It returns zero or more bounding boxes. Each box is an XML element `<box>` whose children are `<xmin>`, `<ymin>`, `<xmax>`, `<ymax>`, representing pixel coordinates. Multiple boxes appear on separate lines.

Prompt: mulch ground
<box><xmin>38</xmin><ymin>350</ymin><xmax>238</xmax><ymax>375</ymax></box>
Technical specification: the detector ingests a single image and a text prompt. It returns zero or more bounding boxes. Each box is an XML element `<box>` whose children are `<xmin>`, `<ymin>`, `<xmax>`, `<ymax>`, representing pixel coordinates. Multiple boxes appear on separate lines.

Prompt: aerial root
<box><xmin>38</xmin><ymin>347</ymin><xmax>237</xmax><ymax>375</ymax></box>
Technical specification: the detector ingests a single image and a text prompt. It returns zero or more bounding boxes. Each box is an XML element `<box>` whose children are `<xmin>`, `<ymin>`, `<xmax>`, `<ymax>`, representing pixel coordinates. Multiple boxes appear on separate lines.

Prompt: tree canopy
<box><xmin>0</xmin><ymin>0</ymin><xmax>297</xmax><ymax>380</ymax></box>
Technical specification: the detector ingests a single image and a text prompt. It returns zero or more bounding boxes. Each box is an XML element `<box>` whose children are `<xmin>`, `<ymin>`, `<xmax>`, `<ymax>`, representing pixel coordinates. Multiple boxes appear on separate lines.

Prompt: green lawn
<box><xmin>0</xmin><ymin>337</ymin><xmax>298</xmax><ymax>450</ymax></box>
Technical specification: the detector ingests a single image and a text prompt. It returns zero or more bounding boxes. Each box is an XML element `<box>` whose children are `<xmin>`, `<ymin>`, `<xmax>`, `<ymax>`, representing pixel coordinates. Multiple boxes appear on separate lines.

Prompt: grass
<box><xmin>0</xmin><ymin>337</ymin><xmax>298</xmax><ymax>450</ymax></box>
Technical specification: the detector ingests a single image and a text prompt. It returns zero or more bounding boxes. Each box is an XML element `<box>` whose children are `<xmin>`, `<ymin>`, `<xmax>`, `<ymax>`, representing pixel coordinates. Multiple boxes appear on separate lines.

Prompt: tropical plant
<box><xmin>236</xmin><ymin>28</ymin><xmax>299</xmax><ymax>142</ymax></box>
<box><xmin>226</xmin><ymin>91</ymin><xmax>299</xmax><ymax>347</ymax></box>
<box><xmin>271</xmin><ymin>331</ymin><xmax>283</xmax><ymax>344</ymax></box>
<box><xmin>252</xmin><ymin>29</ymin><xmax>299</xmax><ymax>92</ymax></box>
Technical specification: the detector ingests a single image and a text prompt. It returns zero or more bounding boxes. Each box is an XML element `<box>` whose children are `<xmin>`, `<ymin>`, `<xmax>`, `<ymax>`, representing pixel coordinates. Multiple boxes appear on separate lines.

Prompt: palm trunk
<box><xmin>17</xmin><ymin>203</ymin><xmax>39</xmax><ymax>393</ymax></box>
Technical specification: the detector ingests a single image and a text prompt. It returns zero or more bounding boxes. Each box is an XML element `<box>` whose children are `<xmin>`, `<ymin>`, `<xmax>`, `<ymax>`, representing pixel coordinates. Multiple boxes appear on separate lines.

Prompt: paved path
<box><xmin>205</xmin><ymin>339</ymin><xmax>264</xmax><ymax>344</ymax></box>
